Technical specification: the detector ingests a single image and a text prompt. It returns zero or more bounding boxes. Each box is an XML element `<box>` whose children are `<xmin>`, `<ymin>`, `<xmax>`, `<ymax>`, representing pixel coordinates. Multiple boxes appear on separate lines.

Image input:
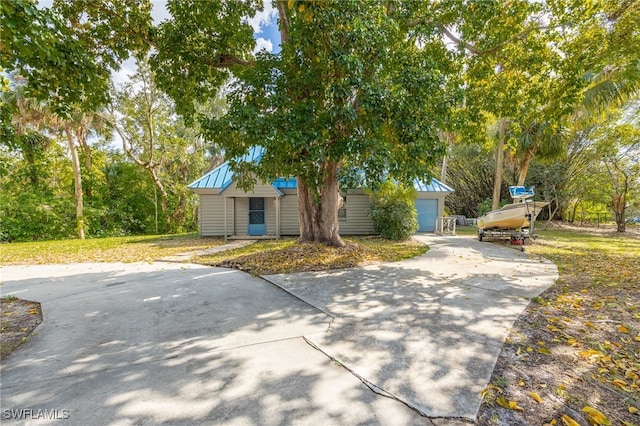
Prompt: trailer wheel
<box><xmin>478</xmin><ymin>230</ymin><xmax>483</xmax><ymax>241</ymax></box>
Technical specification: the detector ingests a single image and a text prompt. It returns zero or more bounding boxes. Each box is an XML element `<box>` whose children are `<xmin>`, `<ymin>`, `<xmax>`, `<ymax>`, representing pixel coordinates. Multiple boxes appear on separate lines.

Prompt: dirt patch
<box><xmin>1</xmin><ymin>297</ymin><xmax>43</xmax><ymax>360</ymax></box>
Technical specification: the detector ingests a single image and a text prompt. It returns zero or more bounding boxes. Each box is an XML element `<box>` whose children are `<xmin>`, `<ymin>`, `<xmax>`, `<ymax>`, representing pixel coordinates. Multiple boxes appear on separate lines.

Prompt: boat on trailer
<box><xmin>477</xmin><ymin>186</ymin><xmax>549</xmax><ymax>250</ymax></box>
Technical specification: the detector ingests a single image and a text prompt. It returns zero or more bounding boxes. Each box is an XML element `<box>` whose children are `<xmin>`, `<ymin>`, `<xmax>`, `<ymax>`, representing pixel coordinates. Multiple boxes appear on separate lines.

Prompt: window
<box><xmin>249</xmin><ymin>197</ymin><xmax>264</xmax><ymax>210</ymax></box>
<box><xmin>338</xmin><ymin>195</ymin><xmax>347</xmax><ymax>220</ymax></box>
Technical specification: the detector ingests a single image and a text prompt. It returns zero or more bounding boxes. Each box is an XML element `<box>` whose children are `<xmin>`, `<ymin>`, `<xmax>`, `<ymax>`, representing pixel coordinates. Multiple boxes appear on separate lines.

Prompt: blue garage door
<box><xmin>415</xmin><ymin>199</ymin><xmax>438</xmax><ymax>232</ymax></box>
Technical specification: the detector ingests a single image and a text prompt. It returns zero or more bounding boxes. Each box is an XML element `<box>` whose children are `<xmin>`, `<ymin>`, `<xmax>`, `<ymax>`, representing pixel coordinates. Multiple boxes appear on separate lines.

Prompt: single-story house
<box><xmin>188</xmin><ymin>148</ymin><xmax>453</xmax><ymax>238</ymax></box>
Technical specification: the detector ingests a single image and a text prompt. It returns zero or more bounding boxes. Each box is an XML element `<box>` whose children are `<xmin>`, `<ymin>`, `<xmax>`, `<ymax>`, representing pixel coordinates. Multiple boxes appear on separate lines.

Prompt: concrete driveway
<box><xmin>0</xmin><ymin>263</ymin><xmax>430</xmax><ymax>425</ymax></box>
<box><xmin>264</xmin><ymin>235</ymin><xmax>558</xmax><ymax>420</ymax></box>
<box><xmin>0</xmin><ymin>235</ymin><xmax>557</xmax><ymax>425</ymax></box>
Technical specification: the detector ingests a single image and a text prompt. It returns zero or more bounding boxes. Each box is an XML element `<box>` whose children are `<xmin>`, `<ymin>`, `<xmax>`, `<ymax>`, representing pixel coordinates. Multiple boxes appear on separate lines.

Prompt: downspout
<box><xmin>224</xmin><ymin>196</ymin><xmax>228</xmax><ymax>241</ymax></box>
<box><xmin>276</xmin><ymin>196</ymin><xmax>281</xmax><ymax>238</ymax></box>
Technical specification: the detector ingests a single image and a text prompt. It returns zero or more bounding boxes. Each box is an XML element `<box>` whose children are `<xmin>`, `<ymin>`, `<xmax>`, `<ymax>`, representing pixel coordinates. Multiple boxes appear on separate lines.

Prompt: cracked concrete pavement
<box><xmin>0</xmin><ymin>235</ymin><xmax>557</xmax><ymax>424</ymax></box>
<box><xmin>264</xmin><ymin>234</ymin><xmax>558</xmax><ymax>420</ymax></box>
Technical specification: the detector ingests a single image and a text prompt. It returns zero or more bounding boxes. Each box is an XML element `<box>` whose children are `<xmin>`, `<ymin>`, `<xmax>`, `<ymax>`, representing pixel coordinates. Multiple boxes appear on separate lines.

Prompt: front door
<box><xmin>248</xmin><ymin>197</ymin><xmax>266</xmax><ymax>236</ymax></box>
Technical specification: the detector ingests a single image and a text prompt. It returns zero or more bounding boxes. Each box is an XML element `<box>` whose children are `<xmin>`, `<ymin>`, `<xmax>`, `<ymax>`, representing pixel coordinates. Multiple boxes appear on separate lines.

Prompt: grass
<box><xmin>454</xmin><ymin>225</ymin><xmax>479</xmax><ymax>236</ymax></box>
<box><xmin>478</xmin><ymin>224</ymin><xmax>640</xmax><ymax>425</ymax></box>
<box><xmin>0</xmin><ymin>233</ymin><xmax>428</xmax><ymax>273</ymax></box>
<box><xmin>0</xmin><ymin>233</ymin><xmax>225</xmax><ymax>264</ymax></box>
<box><xmin>530</xmin><ymin>228</ymin><xmax>639</xmax><ymax>283</ymax></box>
<box><xmin>195</xmin><ymin>236</ymin><xmax>429</xmax><ymax>275</ymax></box>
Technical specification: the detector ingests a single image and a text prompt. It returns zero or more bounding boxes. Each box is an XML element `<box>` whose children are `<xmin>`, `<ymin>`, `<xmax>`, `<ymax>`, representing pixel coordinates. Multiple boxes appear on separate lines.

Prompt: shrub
<box><xmin>366</xmin><ymin>180</ymin><xmax>418</xmax><ymax>241</ymax></box>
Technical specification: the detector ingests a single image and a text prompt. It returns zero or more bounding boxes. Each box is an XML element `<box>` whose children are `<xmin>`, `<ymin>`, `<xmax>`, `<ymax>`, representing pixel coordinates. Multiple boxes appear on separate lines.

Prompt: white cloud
<box><xmin>151</xmin><ymin>0</ymin><xmax>170</xmax><ymax>24</ymax></box>
<box><xmin>246</xmin><ymin>0</ymin><xmax>278</xmax><ymax>34</ymax></box>
<box><xmin>111</xmin><ymin>57</ymin><xmax>138</xmax><ymax>86</ymax></box>
<box><xmin>254</xmin><ymin>37</ymin><xmax>274</xmax><ymax>53</ymax></box>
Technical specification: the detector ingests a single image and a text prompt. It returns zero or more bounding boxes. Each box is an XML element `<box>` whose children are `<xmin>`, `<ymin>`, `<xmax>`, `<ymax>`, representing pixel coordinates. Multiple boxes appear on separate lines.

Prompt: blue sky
<box><xmin>256</xmin><ymin>19</ymin><xmax>282</xmax><ymax>54</ymax></box>
<box><xmin>110</xmin><ymin>0</ymin><xmax>282</xmax><ymax>83</ymax></box>
<box><xmin>38</xmin><ymin>0</ymin><xmax>281</xmax><ymax>83</ymax></box>
<box><xmin>151</xmin><ymin>0</ymin><xmax>281</xmax><ymax>53</ymax></box>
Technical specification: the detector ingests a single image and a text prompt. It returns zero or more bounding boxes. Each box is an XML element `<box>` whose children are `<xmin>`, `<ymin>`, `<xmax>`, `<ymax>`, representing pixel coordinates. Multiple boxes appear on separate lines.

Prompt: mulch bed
<box><xmin>1</xmin><ymin>298</ymin><xmax>43</xmax><ymax>361</ymax></box>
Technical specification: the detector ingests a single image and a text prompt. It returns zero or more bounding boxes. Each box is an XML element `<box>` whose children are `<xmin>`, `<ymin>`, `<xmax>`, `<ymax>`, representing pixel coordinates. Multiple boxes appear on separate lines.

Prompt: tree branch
<box><xmin>608</xmin><ymin>0</ymin><xmax>638</xmax><ymax>21</ymax></box>
<box><xmin>208</xmin><ymin>54</ymin><xmax>256</xmax><ymax>68</ymax></box>
<box><xmin>438</xmin><ymin>24</ymin><xmax>554</xmax><ymax>57</ymax></box>
<box><xmin>276</xmin><ymin>1</ymin><xmax>290</xmax><ymax>44</ymax></box>
<box><xmin>439</xmin><ymin>25</ymin><xmax>484</xmax><ymax>55</ymax></box>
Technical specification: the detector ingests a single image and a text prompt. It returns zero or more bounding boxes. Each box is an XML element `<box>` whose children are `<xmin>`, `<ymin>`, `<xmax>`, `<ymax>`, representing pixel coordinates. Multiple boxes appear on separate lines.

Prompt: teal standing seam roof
<box><xmin>188</xmin><ymin>147</ymin><xmax>265</xmax><ymax>190</ymax></box>
<box><xmin>189</xmin><ymin>146</ymin><xmax>453</xmax><ymax>193</ymax></box>
<box><xmin>413</xmin><ymin>178</ymin><xmax>454</xmax><ymax>193</ymax></box>
<box><xmin>272</xmin><ymin>177</ymin><xmax>298</xmax><ymax>189</ymax></box>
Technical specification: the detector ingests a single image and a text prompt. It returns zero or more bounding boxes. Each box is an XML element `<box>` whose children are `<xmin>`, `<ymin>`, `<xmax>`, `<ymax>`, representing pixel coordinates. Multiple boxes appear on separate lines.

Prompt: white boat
<box><xmin>477</xmin><ymin>187</ymin><xmax>549</xmax><ymax>230</ymax></box>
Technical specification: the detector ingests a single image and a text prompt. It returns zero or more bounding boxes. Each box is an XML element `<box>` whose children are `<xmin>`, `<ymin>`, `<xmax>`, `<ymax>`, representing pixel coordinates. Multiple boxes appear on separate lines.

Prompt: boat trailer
<box><xmin>477</xmin><ymin>214</ymin><xmax>537</xmax><ymax>252</ymax></box>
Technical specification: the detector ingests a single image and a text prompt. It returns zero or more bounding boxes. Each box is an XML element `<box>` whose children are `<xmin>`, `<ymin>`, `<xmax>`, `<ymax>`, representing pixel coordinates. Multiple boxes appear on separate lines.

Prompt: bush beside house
<box><xmin>367</xmin><ymin>181</ymin><xmax>418</xmax><ymax>241</ymax></box>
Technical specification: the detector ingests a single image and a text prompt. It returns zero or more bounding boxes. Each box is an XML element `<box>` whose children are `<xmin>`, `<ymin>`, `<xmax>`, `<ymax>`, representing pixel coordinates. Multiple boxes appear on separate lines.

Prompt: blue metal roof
<box><xmin>188</xmin><ymin>147</ymin><xmax>265</xmax><ymax>190</ymax></box>
<box><xmin>272</xmin><ymin>177</ymin><xmax>298</xmax><ymax>189</ymax></box>
<box><xmin>189</xmin><ymin>146</ymin><xmax>452</xmax><ymax>193</ymax></box>
<box><xmin>413</xmin><ymin>177</ymin><xmax>454</xmax><ymax>193</ymax></box>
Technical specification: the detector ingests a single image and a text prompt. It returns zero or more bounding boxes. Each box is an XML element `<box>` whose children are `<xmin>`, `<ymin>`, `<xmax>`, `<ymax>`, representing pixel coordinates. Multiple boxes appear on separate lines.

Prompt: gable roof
<box><xmin>188</xmin><ymin>146</ymin><xmax>270</xmax><ymax>190</ymax></box>
<box><xmin>413</xmin><ymin>177</ymin><xmax>453</xmax><ymax>193</ymax></box>
<box><xmin>188</xmin><ymin>147</ymin><xmax>453</xmax><ymax>193</ymax></box>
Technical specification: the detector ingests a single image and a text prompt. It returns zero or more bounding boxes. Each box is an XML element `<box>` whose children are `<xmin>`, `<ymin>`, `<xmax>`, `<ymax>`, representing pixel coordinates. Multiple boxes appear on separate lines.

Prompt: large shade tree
<box><xmin>448</xmin><ymin>0</ymin><xmax>639</xmax><ymax>203</ymax></box>
<box><xmin>151</xmin><ymin>1</ymin><xmax>461</xmax><ymax>246</ymax></box>
<box><xmin>108</xmin><ymin>60</ymin><xmax>210</xmax><ymax>234</ymax></box>
<box><xmin>5</xmin><ymin>0</ymin><xmax>636</xmax><ymax>244</ymax></box>
<box><xmin>587</xmin><ymin>106</ymin><xmax>640</xmax><ymax>232</ymax></box>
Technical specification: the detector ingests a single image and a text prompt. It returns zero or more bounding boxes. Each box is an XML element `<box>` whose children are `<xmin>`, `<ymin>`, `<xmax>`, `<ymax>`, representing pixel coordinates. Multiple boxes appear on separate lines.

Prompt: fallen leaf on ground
<box><xmin>561</xmin><ymin>414</ymin><xmax>581</xmax><ymax>426</ymax></box>
<box><xmin>528</xmin><ymin>392</ymin><xmax>542</xmax><ymax>403</ymax></box>
<box><xmin>496</xmin><ymin>396</ymin><xmax>524</xmax><ymax>411</ymax></box>
<box><xmin>582</xmin><ymin>406</ymin><xmax>611</xmax><ymax>425</ymax></box>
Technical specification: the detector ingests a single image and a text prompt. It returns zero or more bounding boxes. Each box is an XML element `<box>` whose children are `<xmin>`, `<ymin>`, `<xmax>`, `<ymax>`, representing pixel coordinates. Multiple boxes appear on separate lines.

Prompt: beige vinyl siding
<box><xmin>197</xmin><ymin>187</ymin><xmax>445</xmax><ymax>237</ymax></box>
<box><xmin>280</xmin><ymin>194</ymin><xmax>300</xmax><ymax>235</ymax></box>
<box><xmin>233</xmin><ymin>197</ymin><xmax>249</xmax><ymax>236</ymax></box>
<box><xmin>339</xmin><ymin>191</ymin><xmax>375</xmax><ymax>235</ymax></box>
<box><xmin>199</xmin><ymin>194</ymin><xmax>233</xmax><ymax>236</ymax></box>
<box><xmin>265</xmin><ymin>197</ymin><xmax>276</xmax><ymax>235</ymax></box>
<box><xmin>222</xmin><ymin>181</ymin><xmax>281</xmax><ymax>198</ymax></box>
<box><xmin>230</xmin><ymin>196</ymin><xmax>279</xmax><ymax>236</ymax></box>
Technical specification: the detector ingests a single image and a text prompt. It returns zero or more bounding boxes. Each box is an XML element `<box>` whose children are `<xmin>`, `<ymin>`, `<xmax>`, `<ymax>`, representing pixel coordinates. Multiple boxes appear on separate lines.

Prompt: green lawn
<box><xmin>0</xmin><ymin>234</ymin><xmax>428</xmax><ymax>272</ymax></box>
<box><xmin>479</xmin><ymin>225</ymin><xmax>640</xmax><ymax>425</ymax></box>
<box><xmin>0</xmin><ymin>233</ymin><xmax>224</xmax><ymax>264</ymax></box>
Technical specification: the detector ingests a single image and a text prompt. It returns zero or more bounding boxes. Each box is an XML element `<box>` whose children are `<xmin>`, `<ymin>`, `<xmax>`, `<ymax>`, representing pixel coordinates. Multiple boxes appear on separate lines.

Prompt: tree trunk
<box><xmin>74</xmin><ymin>127</ymin><xmax>92</xmax><ymax>170</ymax></box>
<box><xmin>73</xmin><ymin>128</ymin><xmax>94</xmax><ymax>197</ymax></box>
<box><xmin>64</xmin><ymin>126</ymin><xmax>85</xmax><ymax>240</ymax></box>
<box><xmin>612</xmin><ymin>193</ymin><xmax>626</xmax><ymax>233</ymax></box>
<box><xmin>492</xmin><ymin>118</ymin><xmax>506</xmax><ymax>210</ymax></box>
<box><xmin>517</xmin><ymin>149</ymin><xmax>534</xmax><ymax>186</ymax></box>
<box><xmin>147</xmin><ymin>169</ymin><xmax>169</xmax><ymax>232</ymax></box>
<box><xmin>297</xmin><ymin>160</ymin><xmax>345</xmax><ymax>247</ymax></box>
<box><xmin>570</xmin><ymin>201</ymin><xmax>579</xmax><ymax>223</ymax></box>
<box><xmin>438</xmin><ymin>130</ymin><xmax>454</xmax><ymax>184</ymax></box>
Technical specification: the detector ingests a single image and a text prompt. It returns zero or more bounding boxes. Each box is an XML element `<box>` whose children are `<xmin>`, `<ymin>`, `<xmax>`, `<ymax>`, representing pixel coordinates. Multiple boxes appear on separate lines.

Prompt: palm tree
<box><xmin>510</xmin><ymin>118</ymin><xmax>568</xmax><ymax>186</ymax></box>
<box><xmin>4</xmin><ymin>78</ymin><xmax>104</xmax><ymax>239</ymax></box>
